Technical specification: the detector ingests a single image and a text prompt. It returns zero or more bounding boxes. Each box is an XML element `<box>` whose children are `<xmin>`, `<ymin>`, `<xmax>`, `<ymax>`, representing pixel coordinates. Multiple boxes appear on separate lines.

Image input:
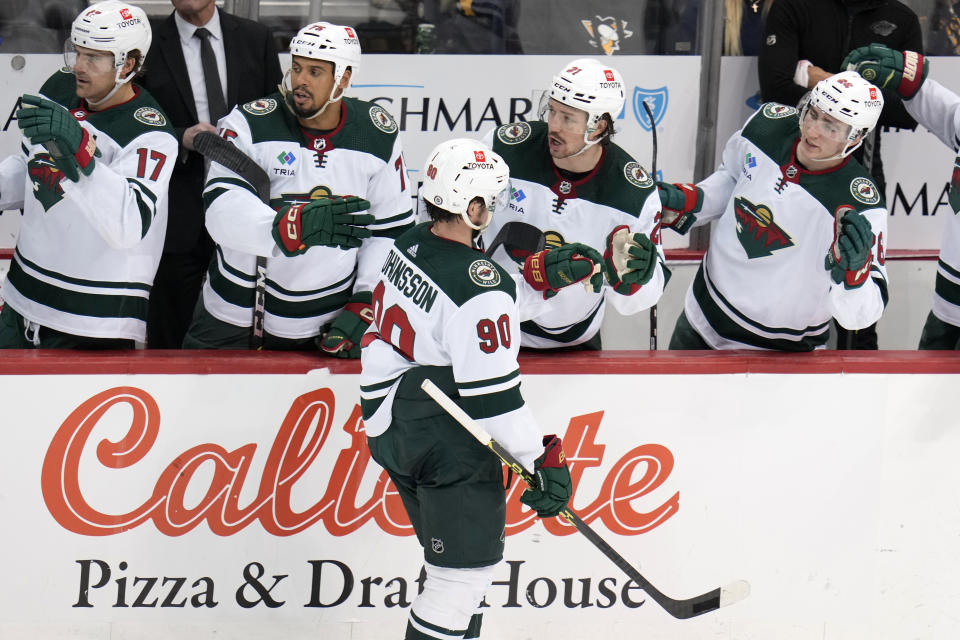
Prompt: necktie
<box><xmin>194</xmin><ymin>27</ymin><xmax>227</xmax><ymax>124</ymax></box>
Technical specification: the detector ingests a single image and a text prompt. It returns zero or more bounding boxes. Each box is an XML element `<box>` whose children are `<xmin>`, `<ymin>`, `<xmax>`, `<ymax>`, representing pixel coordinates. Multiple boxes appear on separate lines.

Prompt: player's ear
<box><xmin>589</xmin><ymin>116</ymin><xmax>609</xmax><ymax>141</ymax></box>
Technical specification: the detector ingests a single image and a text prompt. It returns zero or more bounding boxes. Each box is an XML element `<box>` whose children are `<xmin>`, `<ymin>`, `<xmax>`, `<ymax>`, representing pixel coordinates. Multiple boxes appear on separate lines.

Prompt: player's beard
<box><xmin>287</xmin><ymin>86</ymin><xmax>325</xmax><ymax>120</ymax></box>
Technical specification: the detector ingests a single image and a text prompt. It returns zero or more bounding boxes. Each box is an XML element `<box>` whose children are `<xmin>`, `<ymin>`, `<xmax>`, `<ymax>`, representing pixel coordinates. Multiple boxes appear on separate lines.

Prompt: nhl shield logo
<box><xmin>431</xmin><ymin>538</ymin><xmax>444</xmax><ymax>554</ymax></box>
<box><xmin>633</xmin><ymin>87</ymin><xmax>667</xmax><ymax>131</ymax></box>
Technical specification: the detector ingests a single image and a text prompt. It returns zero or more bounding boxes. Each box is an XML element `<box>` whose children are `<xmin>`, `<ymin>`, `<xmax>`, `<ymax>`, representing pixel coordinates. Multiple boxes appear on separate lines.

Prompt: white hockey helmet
<box><xmin>802</xmin><ymin>70</ymin><xmax>884</xmax><ymax>158</ymax></box>
<box><xmin>543</xmin><ymin>58</ymin><xmax>625</xmax><ymax>146</ymax></box>
<box><xmin>420</xmin><ymin>138</ymin><xmax>510</xmax><ymax>232</ymax></box>
<box><xmin>290</xmin><ymin>22</ymin><xmax>361</xmax><ymax>97</ymax></box>
<box><xmin>68</xmin><ymin>1</ymin><xmax>151</xmax><ymax>86</ymax></box>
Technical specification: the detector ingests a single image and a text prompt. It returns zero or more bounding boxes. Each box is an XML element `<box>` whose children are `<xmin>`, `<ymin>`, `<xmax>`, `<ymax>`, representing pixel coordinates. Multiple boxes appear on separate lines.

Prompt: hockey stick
<box><xmin>483</xmin><ymin>220</ymin><xmax>545</xmax><ymax>259</ymax></box>
<box><xmin>420</xmin><ymin>378</ymin><xmax>750</xmax><ymax>620</ymax></box>
<box><xmin>193</xmin><ymin>131</ymin><xmax>271</xmax><ymax>349</ymax></box>
<box><xmin>642</xmin><ymin>99</ymin><xmax>659</xmax><ymax>351</ymax></box>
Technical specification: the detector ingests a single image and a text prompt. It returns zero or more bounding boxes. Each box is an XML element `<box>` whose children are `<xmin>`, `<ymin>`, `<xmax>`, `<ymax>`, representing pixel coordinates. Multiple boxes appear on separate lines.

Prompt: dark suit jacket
<box><xmin>141</xmin><ymin>9</ymin><xmax>282</xmax><ymax>254</ymax></box>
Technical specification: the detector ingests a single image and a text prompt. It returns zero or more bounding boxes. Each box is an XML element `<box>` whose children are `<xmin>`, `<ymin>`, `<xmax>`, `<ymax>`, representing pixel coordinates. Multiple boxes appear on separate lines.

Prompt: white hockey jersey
<box><xmin>201</xmin><ymin>95</ymin><xmax>415</xmax><ymax>339</ymax></box>
<box><xmin>902</xmin><ymin>79</ymin><xmax>960</xmax><ymax>327</ymax></box>
<box><xmin>0</xmin><ymin>70</ymin><xmax>177</xmax><ymax>341</ymax></box>
<box><xmin>480</xmin><ymin>121</ymin><xmax>666</xmax><ymax>349</ymax></box>
<box><xmin>683</xmin><ymin>104</ymin><xmax>889</xmax><ymax>350</ymax></box>
<box><xmin>360</xmin><ymin>222</ymin><xmax>543</xmax><ymax>471</ymax></box>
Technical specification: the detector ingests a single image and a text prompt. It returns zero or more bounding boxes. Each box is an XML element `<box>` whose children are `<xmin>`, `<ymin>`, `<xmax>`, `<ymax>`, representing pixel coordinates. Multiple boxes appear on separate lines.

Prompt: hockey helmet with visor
<box><xmin>420</xmin><ymin>138</ymin><xmax>510</xmax><ymax>232</ymax></box>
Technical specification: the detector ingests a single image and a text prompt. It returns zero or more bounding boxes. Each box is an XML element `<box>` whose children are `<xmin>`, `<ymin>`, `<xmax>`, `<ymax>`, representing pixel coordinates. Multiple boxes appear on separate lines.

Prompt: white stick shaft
<box><xmin>420</xmin><ymin>379</ymin><xmax>493</xmax><ymax>446</ymax></box>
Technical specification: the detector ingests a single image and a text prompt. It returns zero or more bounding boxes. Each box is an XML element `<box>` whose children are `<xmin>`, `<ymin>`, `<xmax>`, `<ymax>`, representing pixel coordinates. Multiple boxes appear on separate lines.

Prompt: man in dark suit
<box><xmin>141</xmin><ymin>0</ymin><xmax>282</xmax><ymax>348</ymax></box>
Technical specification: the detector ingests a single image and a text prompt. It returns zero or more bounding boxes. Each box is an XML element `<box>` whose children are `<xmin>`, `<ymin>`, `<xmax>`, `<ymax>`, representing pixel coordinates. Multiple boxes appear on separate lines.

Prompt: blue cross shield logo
<box><xmin>633</xmin><ymin>87</ymin><xmax>668</xmax><ymax>131</ymax></box>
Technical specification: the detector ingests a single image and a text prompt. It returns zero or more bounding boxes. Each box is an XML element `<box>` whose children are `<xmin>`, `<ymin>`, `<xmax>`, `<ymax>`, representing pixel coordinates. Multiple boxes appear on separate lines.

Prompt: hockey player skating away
<box><xmin>360</xmin><ymin>138</ymin><xmax>611</xmax><ymax>639</ymax></box>
<box><xmin>0</xmin><ymin>1</ymin><xmax>177</xmax><ymax>349</ymax></box>
<box><xmin>844</xmin><ymin>44</ymin><xmax>960</xmax><ymax>349</ymax></box>
<box><xmin>184</xmin><ymin>21</ymin><xmax>414</xmax><ymax>351</ymax></box>
<box><xmin>661</xmin><ymin>71</ymin><xmax>889</xmax><ymax>350</ymax></box>
<box><xmin>480</xmin><ymin>58</ymin><xmax>666</xmax><ymax>350</ymax></box>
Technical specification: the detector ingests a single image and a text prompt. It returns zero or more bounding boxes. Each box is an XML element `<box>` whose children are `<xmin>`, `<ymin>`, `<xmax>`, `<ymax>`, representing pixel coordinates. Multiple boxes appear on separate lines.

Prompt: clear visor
<box><xmin>538</xmin><ymin>94</ymin><xmax>588</xmax><ymax>134</ymax></box>
<box><xmin>486</xmin><ymin>185</ymin><xmax>510</xmax><ymax>215</ymax></box>
<box><xmin>800</xmin><ymin>104</ymin><xmax>854</xmax><ymax>143</ymax></box>
<box><xmin>64</xmin><ymin>40</ymin><xmax>116</xmax><ymax>74</ymax></box>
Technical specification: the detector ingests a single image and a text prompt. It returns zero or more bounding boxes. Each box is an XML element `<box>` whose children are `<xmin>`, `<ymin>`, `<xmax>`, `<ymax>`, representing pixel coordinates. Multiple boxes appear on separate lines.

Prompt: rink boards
<box><xmin>0</xmin><ymin>351</ymin><xmax>958</xmax><ymax>639</ymax></box>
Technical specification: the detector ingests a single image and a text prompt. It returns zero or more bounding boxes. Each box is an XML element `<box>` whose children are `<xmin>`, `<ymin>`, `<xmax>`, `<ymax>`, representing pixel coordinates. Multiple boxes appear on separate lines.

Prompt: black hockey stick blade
<box><xmin>484</xmin><ymin>221</ymin><xmax>545</xmax><ymax>260</ymax></box>
<box><xmin>420</xmin><ymin>378</ymin><xmax>751</xmax><ymax>620</ymax></box>
<box><xmin>193</xmin><ymin>131</ymin><xmax>271</xmax><ymax>205</ymax></box>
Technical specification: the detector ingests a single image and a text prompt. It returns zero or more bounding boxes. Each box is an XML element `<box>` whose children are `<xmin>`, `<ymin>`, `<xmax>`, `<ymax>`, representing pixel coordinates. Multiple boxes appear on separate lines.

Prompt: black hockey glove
<box><xmin>825</xmin><ymin>211</ymin><xmax>874</xmax><ymax>289</ymax></box>
<box><xmin>522</xmin><ymin>242</ymin><xmax>603</xmax><ymax>299</ymax></box>
<box><xmin>520</xmin><ymin>435</ymin><xmax>572</xmax><ymax>518</ymax></box>
<box><xmin>272</xmin><ymin>195</ymin><xmax>374</xmax><ymax>256</ymax></box>
<box><xmin>318</xmin><ymin>291</ymin><xmax>374</xmax><ymax>358</ymax></box>
<box><xmin>17</xmin><ymin>94</ymin><xmax>100</xmax><ymax>182</ymax></box>
<box><xmin>843</xmin><ymin>44</ymin><xmax>928</xmax><ymax>99</ymax></box>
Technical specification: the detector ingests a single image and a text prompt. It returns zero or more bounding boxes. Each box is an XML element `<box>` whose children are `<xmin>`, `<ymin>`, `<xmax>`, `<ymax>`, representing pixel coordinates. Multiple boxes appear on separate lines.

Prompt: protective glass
<box><xmin>800</xmin><ymin>105</ymin><xmax>854</xmax><ymax>143</ymax></box>
<box><xmin>486</xmin><ymin>185</ymin><xmax>511</xmax><ymax>215</ymax></box>
<box><xmin>64</xmin><ymin>40</ymin><xmax>115</xmax><ymax>74</ymax></box>
<box><xmin>538</xmin><ymin>94</ymin><xmax>588</xmax><ymax>134</ymax></box>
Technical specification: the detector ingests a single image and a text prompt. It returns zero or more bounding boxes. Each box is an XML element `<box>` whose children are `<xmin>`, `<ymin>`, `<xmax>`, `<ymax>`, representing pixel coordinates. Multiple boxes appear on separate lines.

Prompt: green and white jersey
<box><xmin>903</xmin><ymin>80</ymin><xmax>960</xmax><ymax>327</ymax></box>
<box><xmin>0</xmin><ymin>70</ymin><xmax>177</xmax><ymax>341</ymax></box>
<box><xmin>685</xmin><ymin>104</ymin><xmax>889</xmax><ymax>350</ymax></box>
<box><xmin>201</xmin><ymin>95</ymin><xmax>415</xmax><ymax>339</ymax></box>
<box><xmin>360</xmin><ymin>222</ymin><xmax>543</xmax><ymax>471</ymax></box>
<box><xmin>480</xmin><ymin>121</ymin><xmax>666</xmax><ymax>349</ymax></box>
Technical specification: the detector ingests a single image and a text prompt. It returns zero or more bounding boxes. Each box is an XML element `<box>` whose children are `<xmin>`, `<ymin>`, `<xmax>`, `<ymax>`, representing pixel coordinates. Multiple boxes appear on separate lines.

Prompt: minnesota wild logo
<box><xmin>269</xmin><ymin>186</ymin><xmax>333</xmax><ymax>211</ymax></box>
<box><xmin>27</xmin><ymin>154</ymin><xmax>66</xmax><ymax>211</ymax></box>
<box><xmin>734</xmin><ymin>196</ymin><xmax>794</xmax><ymax>258</ymax></box>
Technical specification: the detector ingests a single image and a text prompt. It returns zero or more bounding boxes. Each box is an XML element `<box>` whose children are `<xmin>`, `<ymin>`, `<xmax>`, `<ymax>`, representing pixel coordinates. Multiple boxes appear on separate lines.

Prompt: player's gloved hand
<box><xmin>843</xmin><ymin>44</ymin><xmax>928</xmax><ymax>99</ymax></box>
<box><xmin>602</xmin><ymin>226</ymin><xmax>657</xmax><ymax>295</ymax></box>
<box><xmin>522</xmin><ymin>242</ymin><xmax>603</xmax><ymax>299</ymax></box>
<box><xmin>520</xmin><ymin>435</ymin><xmax>572</xmax><ymax>518</ymax></box>
<box><xmin>272</xmin><ymin>195</ymin><xmax>374</xmax><ymax>256</ymax></box>
<box><xmin>318</xmin><ymin>291</ymin><xmax>374</xmax><ymax>358</ymax></box>
<box><xmin>16</xmin><ymin>94</ymin><xmax>99</xmax><ymax>182</ymax></box>
<box><xmin>825</xmin><ymin>211</ymin><xmax>874</xmax><ymax>289</ymax></box>
<box><xmin>657</xmin><ymin>181</ymin><xmax>703</xmax><ymax>235</ymax></box>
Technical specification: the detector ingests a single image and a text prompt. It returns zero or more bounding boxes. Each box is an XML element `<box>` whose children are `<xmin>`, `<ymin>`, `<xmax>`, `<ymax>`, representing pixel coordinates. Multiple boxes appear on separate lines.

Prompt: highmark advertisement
<box><xmin>1</xmin><ymin>368</ymin><xmax>959</xmax><ymax>639</ymax></box>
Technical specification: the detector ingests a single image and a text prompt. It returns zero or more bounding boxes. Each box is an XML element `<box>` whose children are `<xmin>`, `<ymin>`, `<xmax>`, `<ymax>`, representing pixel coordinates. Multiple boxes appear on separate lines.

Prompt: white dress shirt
<box><xmin>174</xmin><ymin>9</ymin><xmax>228</xmax><ymax>124</ymax></box>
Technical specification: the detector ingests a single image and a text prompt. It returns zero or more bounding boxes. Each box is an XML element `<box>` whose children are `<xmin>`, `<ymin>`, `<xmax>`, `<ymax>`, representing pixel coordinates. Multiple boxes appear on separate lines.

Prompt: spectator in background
<box><xmin>0</xmin><ymin>0</ymin><xmax>85</xmax><ymax>53</ymax></box>
<box><xmin>140</xmin><ymin>0</ymin><xmax>282</xmax><ymax>349</ymax></box>
<box><xmin>725</xmin><ymin>0</ymin><xmax>776</xmax><ymax>55</ymax></box>
<box><xmin>758</xmin><ymin>0</ymin><xmax>922</xmax><ymax>349</ymax></box>
<box><xmin>644</xmin><ymin>0</ymin><xmax>700</xmax><ymax>54</ymax></box>
<box><xmin>419</xmin><ymin>0</ymin><xmax>522</xmax><ymax>53</ymax></box>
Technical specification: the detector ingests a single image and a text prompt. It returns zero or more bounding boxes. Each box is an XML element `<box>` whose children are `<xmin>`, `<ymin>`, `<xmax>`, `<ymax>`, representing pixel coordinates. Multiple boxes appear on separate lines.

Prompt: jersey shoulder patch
<box><xmin>849</xmin><ymin>176</ymin><xmax>881</xmax><ymax>206</ymax></box>
<box><xmin>623</xmin><ymin>161</ymin><xmax>655</xmax><ymax>189</ymax></box>
<box><xmin>496</xmin><ymin>121</ymin><xmax>533</xmax><ymax>145</ymax></box>
<box><xmin>467</xmin><ymin>259</ymin><xmax>502</xmax><ymax>288</ymax></box>
<box><xmin>760</xmin><ymin>103</ymin><xmax>798</xmax><ymax>119</ymax></box>
<box><xmin>242</xmin><ymin>97</ymin><xmax>279</xmax><ymax>116</ymax></box>
<box><xmin>368</xmin><ymin>103</ymin><xmax>398</xmax><ymax>134</ymax></box>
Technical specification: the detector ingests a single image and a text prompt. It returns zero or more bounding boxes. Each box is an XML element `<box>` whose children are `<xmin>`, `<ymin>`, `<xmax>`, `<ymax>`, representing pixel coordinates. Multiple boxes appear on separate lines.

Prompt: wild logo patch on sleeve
<box><xmin>468</xmin><ymin>259</ymin><xmax>501</xmax><ymax>287</ymax></box>
<box><xmin>761</xmin><ymin>104</ymin><xmax>797</xmax><ymax>119</ymax></box>
<box><xmin>850</xmin><ymin>177</ymin><xmax>880</xmax><ymax>205</ymax></box>
<box><xmin>369</xmin><ymin>105</ymin><xmax>398</xmax><ymax>133</ymax></box>
<box><xmin>624</xmin><ymin>161</ymin><xmax>654</xmax><ymax>188</ymax></box>
<box><xmin>134</xmin><ymin>107</ymin><xmax>167</xmax><ymax>126</ymax></box>
<box><xmin>496</xmin><ymin>121</ymin><xmax>531</xmax><ymax>145</ymax></box>
<box><xmin>242</xmin><ymin>98</ymin><xmax>278</xmax><ymax>115</ymax></box>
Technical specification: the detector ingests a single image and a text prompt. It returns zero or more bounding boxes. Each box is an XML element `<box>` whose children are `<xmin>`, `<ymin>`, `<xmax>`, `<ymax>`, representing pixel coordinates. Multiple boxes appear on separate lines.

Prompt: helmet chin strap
<box><xmin>279</xmin><ymin>69</ymin><xmax>344</xmax><ymax>121</ymax></box>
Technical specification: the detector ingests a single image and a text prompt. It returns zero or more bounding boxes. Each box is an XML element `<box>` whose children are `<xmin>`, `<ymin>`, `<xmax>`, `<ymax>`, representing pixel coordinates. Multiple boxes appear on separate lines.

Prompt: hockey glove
<box><xmin>318</xmin><ymin>291</ymin><xmax>374</xmax><ymax>358</ymax></box>
<box><xmin>520</xmin><ymin>435</ymin><xmax>572</xmax><ymax>518</ymax></box>
<box><xmin>522</xmin><ymin>242</ymin><xmax>603</xmax><ymax>299</ymax></box>
<box><xmin>17</xmin><ymin>94</ymin><xmax>99</xmax><ymax>182</ymax></box>
<box><xmin>843</xmin><ymin>44</ymin><xmax>928</xmax><ymax>99</ymax></box>
<box><xmin>602</xmin><ymin>226</ymin><xmax>657</xmax><ymax>295</ymax></box>
<box><xmin>272</xmin><ymin>195</ymin><xmax>374</xmax><ymax>256</ymax></box>
<box><xmin>825</xmin><ymin>211</ymin><xmax>874</xmax><ymax>289</ymax></box>
<box><xmin>657</xmin><ymin>181</ymin><xmax>703</xmax><ymax>235</ymax></box>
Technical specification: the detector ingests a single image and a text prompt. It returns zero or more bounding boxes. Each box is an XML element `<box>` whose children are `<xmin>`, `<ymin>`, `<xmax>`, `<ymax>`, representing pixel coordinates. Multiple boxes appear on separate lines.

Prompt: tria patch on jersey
<box><xmin>468</xmin><ymin>259</ymin><xmax>501</xmax><ymax>287</ymax></box>
<box><xmin>734</xmin><ymin>196</ymin><xmax>795</xmax><ymax>258</ymax></box>
<box><xmin>623</xmin><ymin>161</ymin><xmax>654</xmax><ymax>189</ymax></box>
<box><xmin>369</xmin><ymin>105</ymin><xmax>398</xmax><ymax>134</ymax></box>
<box><xmin>496</xmin><ymin>121</ymin><xmax>532</xmax><ymax>145</ymax></box>
<box><xmin>762</xmin><ymin>103</ymin><xmax>797</xmax><ymax>119</ymax></box>
<box><xmin>134</xmin><ymin>107</ymin><xmax>166</xmax><ymax>127</ymax></box>
<box><xmin>850</xmin><ymin>177</ymin><xmax>881</xmax><ymax>206</ymax></box>
<box><xmin>27</xmin><ymin>154</ymin><xmax>66</xmax><ymax>211</ymax></box>
<box><xmin>243</xmin><ymin>98</ymin><xmax>278</xmax><ymax>115</ymax></box>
